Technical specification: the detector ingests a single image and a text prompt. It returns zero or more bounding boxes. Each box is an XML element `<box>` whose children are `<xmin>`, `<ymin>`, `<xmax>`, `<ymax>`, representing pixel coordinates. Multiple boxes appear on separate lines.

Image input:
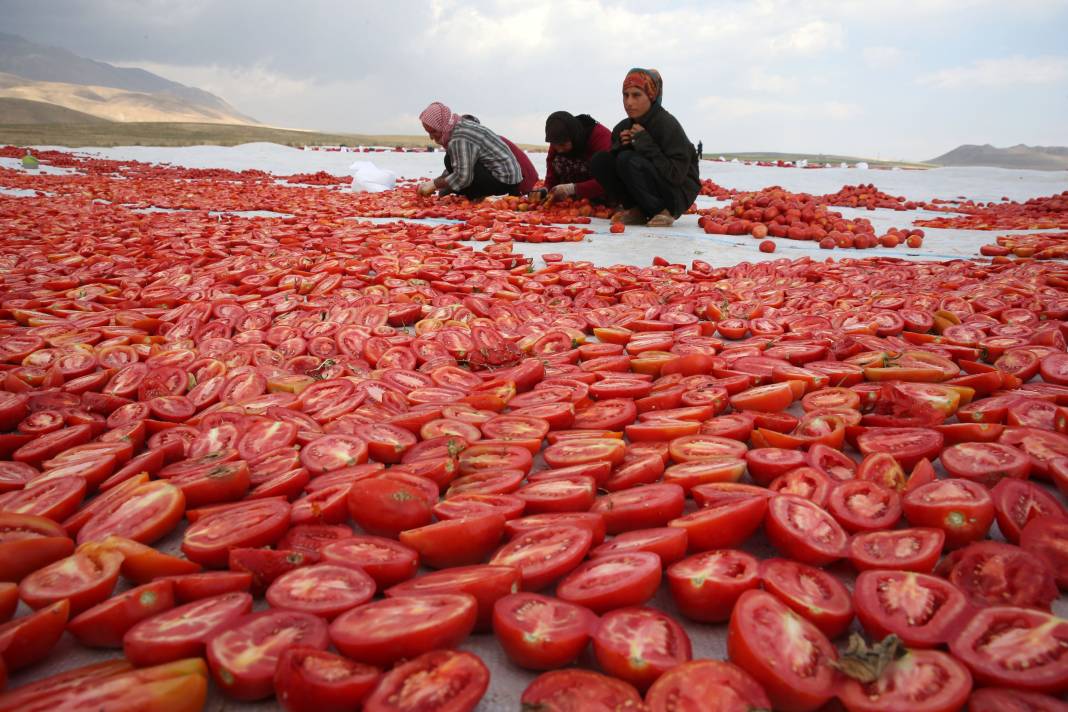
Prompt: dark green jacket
<box><xmin>610</xmin><ymin>104</ymin><xmax>700</xmax><ymax>217</ymax></box>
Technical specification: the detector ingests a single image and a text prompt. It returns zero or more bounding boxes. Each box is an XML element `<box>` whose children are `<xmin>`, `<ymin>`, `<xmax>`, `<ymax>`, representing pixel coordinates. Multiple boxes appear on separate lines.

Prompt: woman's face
<box><xmin>623</xmin><ymin>87</ymin><xmax>651</xmax><ymax>119</ymax></box>
<box><xmin>550</xmin><ymin>140</ymin><xmax>573</xmax><ymax>154</ymax></box>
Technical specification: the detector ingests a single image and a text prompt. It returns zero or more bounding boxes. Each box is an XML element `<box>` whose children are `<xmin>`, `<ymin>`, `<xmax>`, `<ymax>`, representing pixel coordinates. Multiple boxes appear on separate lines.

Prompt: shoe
<box><xmin>611</xmin><ymin>208</ymin><xmax>644</xmax><ymax>225</ymax></box>
<box><xmin>646</xmin><ymin>210</ymin><xmax>675</xmax><ymax>227</ymax></box>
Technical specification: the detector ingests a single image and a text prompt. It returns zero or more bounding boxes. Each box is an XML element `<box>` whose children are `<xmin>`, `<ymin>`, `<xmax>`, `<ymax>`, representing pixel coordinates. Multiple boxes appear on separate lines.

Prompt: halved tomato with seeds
<box><xmin>645</xmin><ymin>659</ymin><xmax>771</xmax><ymax>712</ymax></box>
<box><xmin>667</xmin><ymin>549</ymin><xmax>759</xmax><ymax>623</ymax></box>
<box><xmin>490</xmin><ymin>525</ymin><xmax>592</xmax><ymax>592</ymax></box>
<box><xmin>948</xmin><ymin>541</ymin><xmax>1057</xmax><ymax>610</ymax></box>
<box><xmin>385</xmin><ymin>564</ymin><xmax>520</xmax><ymax>632</ymax></box>
<box><xmin>902</xmin><ymin>478</ymin><xmax>994</xmax><ymax>549</ymax></box>
<box><xmin>592</xmin><ymin>607</ymin><xmax>692</xmax><ymax>691</ymax></box>
<box><xmin>299</xmin><ymin>434</ymin><xmax>368</xmax><ymax>475</ymax></box>
<box><xmin>0</xmin><ymin>599</ymin><xmax>69</xmax><ymax>671</ymax></box>
<box><xmin>19</xmin><ymin>546</ymin><xmax>123</xmax><ymax>615</ymax></box>
<box><xmin>765</xmin><ymin>495</ymin><xmax>849</xmax><ymax>565</ymax></box>
<box><xmin>320</xmin><ymin>535</ymin><xmax>418</xmax><ymax>591</ymax></box>
<box><xmin>853</xmin><ymin>569</ymin><xmax>971</xmax><ymax>648</ymax></box>
<box><xmin>555</xmin><ymin>551</ymin><xmax>661</xmax><ymax>614</ymax></box>
<box><xmin>0</xmin><ymin>512</ymin><xmax>75</xmax><ymax>583</ymax></box>
<box><xmin>182</xmin><ymin>498</ymin><xmax>290</xmax><ymax>568</ymax></box>
<box><xmin>856</xmin><ymin>427</ymin><xmax>943</xmax><ymax>470</ymax></box>
<box><xmin>760</xmin><ymin>558</ymin><xmax>853</xmax><ymax>639</ymax></box>
<box><xmin>273</xmin><ymin>646</ymin><xmax>381</xmax><ymax>712</ymax></box>
<box><xmin>492</xmin><ymin>592</ymin><xmax>597</xmax><ymax>670</ymax></box>
<box><xmin>949</xmin><ymin>606</ymin><xmax>1068</xmax><ymax>693</ymax></box>
<box><xmin>1020</xmin><ymin>515</ymin><xmax>1068</xmax><ymax>590</ymax></box>
<box><xmin>590</xmin><ymin>484</ymin><xmax>685</xmax><ymax>534</ymax></box>
<box><xmin>967</xmin><ymin>687</ymin><xmax>1068</xmax><ymax>712</ymax></box>
<box><xmin>991</xmin><ymin>478</ymin><xmax>1066</xmax><ymax>544</ymax></box>
<box><xmin>941</xmin><ymin>442</ymin><xmax>1030</xmax><ymax>486</ymax></box>
<box><xmin>123</xmin><ymin>592</ymin><xmax>253</xmax><ymax>667</ymax></box>
<box><xmin>848</xmin><ymin>527</ymin><xmax>944</xmax><ymax>573</ymax></box>
<box><xmin>362</xmin><ymin>649</ymin><xmax>488</xmax><ymax>712</ymax></box>
<box><xmin>76</xmin><ymin>480</ymin><xmax>185</xmax><ymax>545</ymax></box>
<box><xmin>827</xmin><ymin>479</ymin><xmax>902</xmax><ymax>533</ymax></box>
<box><xmin>67</xmin><ymin>579</ymin><xmax>176</xmax><ymax>648</ymax></box>
<box><xmin>207</xmin><ymin>609</ymin><xmax>329</xmax><ymax>701</ymax></box>
<box><xmin>520</xmin><ymin>669</ymin><xmax>643</xmax><ymax>711</ymax></box>
<box><xmin>727</xmin><ymin>589</ymin><xmax>837</xmax><ymax>712</ymax></box>
<box><xmin>328</xmin><ymin>593</ymin><xmax>476</xmax><ymax>667</ymax></box>
<box><xmin>591</xmin><ymin>527</ymin><xmax>689</xmax><ymax>566</ymax></box>
<box><xmin>265</xmin><ymin>564</ymin><xmax>375</xmax><ymax>620</ymax></box>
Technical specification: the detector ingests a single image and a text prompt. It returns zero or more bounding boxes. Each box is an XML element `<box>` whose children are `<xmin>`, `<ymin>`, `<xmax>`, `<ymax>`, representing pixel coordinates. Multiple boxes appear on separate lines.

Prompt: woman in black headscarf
<box><xmin>541</xmin><ymin>111</ymin><xmax>612</xmax><ymax>202</ymax></box>
<box><xmin>590</xmin><ymin>68</ymin><xmax>701</xmax><ymax>227</ymax></box>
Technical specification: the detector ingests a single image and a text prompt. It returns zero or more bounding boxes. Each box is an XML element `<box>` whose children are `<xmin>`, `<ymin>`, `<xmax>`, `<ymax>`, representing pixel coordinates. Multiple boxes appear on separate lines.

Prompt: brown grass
<box><xmin>0</xmin><ymin>122</ymin><xmax>546</xmax><ymax>151</ymax></box>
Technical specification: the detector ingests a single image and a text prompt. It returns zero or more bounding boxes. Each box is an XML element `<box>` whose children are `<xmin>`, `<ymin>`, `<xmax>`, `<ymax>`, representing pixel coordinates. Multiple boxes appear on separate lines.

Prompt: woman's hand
<box><xmin>619</xmin><ymin>128</ymin><xmax>633</xmax><ymax>145</ymax></box>
<box><xmin>417</xmin><ymin>180</ymin><xmax>437</xmax><ymax>196</ymax></box>
<box><xmin>630</xmin><ymin>123</ymin><xmax>645</xmax><ymax>137</ymax></box>
<box><xmin>550</xmin><ymin>183</ymin><xmax>575</xmax><ymax>200</ymax></box>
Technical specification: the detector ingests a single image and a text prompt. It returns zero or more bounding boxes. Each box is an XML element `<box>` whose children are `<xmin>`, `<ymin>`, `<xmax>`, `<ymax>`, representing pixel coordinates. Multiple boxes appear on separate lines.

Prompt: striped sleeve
<box><xmin>443</xmin><ymin>122</ymin><xmax>521</xmax><ymax>192</ymax></box>
<box><xmin>445</xmin><ymin>136</ymin><xmax>478</xmax><ymax>192</ymax></box>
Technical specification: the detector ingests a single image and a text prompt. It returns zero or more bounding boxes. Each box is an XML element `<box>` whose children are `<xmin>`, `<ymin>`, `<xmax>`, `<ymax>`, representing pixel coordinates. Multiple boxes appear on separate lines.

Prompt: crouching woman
<box><xmin>591</xmin><ymin>68</ymin><xmax>700</xmax><ymax>227</ymax></box>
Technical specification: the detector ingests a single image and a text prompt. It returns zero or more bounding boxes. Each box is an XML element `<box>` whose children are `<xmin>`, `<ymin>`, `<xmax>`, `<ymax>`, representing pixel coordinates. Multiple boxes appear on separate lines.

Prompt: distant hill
<box><xmin>710</xmin><ymin>151</ymin><xmax>933</xmax><ymax>169</ymax></box>
<box><xmin>0</xmin><ymin>33</ymin><xmax>256</xmax><ymax>125</ymax></box>
<box><xmin>928</xmin><ymin>144</ymin><xmax>1068</xmax><ymax>171</ymax></box>
<box><xmin>0</xmin><ymin>96</ymin><xmax>111</xmax><ymax>124</ymax></box>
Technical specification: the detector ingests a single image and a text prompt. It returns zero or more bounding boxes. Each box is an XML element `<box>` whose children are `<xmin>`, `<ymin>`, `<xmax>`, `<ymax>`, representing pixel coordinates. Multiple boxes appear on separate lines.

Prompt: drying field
<box><xmin>0</xmin><ymin>143</ymin><xmax>1066</xmax><ymax>711</ymax></box>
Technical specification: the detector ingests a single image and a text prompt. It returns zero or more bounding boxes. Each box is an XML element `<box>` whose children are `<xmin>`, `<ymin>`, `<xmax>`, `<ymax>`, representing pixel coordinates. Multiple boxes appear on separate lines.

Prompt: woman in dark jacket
<box><xmin>590</xmin><ymin>68</ymin><xmax>701</xmax><ymax>227</ymax></box>
<box><xmin>542</xmin><ymin>111</ymin><xmax>612</xmax><ymax>202</ymax></box>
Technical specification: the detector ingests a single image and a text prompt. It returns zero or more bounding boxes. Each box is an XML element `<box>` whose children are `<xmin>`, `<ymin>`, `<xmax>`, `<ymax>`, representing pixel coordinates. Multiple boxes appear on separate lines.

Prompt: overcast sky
<box><xmin>3</xmin><ymin>0</ymin><xmax>1067</xmax><ymax>160</ymax></box>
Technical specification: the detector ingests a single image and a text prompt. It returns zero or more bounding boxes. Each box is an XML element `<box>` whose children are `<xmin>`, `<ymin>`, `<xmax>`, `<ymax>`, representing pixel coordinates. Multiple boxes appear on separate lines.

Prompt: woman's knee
<box><xmin>590</xmin><ymin>151</ymin><xmax>614</xmax><ymax>177</ymax></box>
<box><xmin>614</xmin><ymin>151</ymin><xmax>635</xmax><ymax>173</ymax></box>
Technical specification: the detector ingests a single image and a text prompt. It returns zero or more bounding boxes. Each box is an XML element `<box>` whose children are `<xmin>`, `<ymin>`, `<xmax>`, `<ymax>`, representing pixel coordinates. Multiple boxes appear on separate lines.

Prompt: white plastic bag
<box><xmin>349</xmin><ymin>160</ymin><xmax>396</xmax><ymax>193</ymax></box>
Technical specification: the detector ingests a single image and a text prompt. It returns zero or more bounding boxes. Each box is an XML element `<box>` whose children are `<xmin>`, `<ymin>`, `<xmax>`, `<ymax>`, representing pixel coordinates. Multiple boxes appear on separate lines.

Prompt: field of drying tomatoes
<box><xmin>0</xmin><ymin>145</ymin><xmax>1067</xmax><ymax>712</ymax></box>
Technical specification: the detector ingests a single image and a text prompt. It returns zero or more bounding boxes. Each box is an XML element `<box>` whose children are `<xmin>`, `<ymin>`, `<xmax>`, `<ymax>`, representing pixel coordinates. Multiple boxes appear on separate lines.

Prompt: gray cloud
<box><xmin>2</xmin><ymin>0</ymin><xmax>1066</xmax><ymax>160</ymax></box>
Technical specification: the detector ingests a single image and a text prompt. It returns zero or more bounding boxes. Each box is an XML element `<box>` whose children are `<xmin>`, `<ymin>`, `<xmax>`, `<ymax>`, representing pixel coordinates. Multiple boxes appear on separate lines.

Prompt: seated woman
<box><xmin>418</xmin><ymin>101</ymin><xmax>524</xmax><ymax>200</ymax></box>
<box><xmin>542</xmin><ymin>111</ymin><xmax>612</xmax><ymax>202</ymax></box>
<box><xmin>590</xmin><ymin>68</ymin><xmax>700</xmax><ymax>227</ymax></box>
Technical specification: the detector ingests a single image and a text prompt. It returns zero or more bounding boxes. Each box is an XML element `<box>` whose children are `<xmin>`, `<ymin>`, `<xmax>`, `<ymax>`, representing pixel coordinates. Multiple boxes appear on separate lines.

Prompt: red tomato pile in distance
<box><xmin>0</xmin><ymin>146</ymin><xmax>1067</xmax><ymax>712</ymax></box>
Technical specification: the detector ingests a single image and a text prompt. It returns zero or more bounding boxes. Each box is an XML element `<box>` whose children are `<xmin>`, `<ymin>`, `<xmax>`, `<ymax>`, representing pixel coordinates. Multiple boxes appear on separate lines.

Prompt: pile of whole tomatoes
<box><xmin>0</xmin><ymin>148</ymin><xmax>1066</xmax><ymax>712</ymax></box>
<box><xmin>699</xmin><ymin>179</ymin><xmax>737</xmax><ymax>200</ymax></box>
<box><xmin>916</xmin><ymin>190</ymin><xmax>1068</xmax><ymax>231</ymax></box>
<box><xmin>285</xmin><ymin>172</ymin><xmax>352</xmax><ymax>186</ymax></box>
<box><xmin>819</xmin><ymin>183</ymin><xmax>918</xmax><ymax>211</ymax></box>
<box><xmin>696</xmin><ymin>187</ymin><xmax>927</xmax><ymax>250</ymax></box>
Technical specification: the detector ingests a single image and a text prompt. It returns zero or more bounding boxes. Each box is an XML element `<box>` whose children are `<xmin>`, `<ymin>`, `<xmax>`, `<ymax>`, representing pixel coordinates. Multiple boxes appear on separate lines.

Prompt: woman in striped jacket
<box><xmin>418</xmin><ymin>102</ymin><xmax>536</xmax><ymax>199</ymax></box>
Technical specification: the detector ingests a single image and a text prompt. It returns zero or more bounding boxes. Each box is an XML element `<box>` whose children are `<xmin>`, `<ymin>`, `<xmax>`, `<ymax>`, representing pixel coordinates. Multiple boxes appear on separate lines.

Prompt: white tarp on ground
<box><xmin>20</xmin><ymin>142</ymin><xmax>1067</xmax><ymax>270</ymax></box>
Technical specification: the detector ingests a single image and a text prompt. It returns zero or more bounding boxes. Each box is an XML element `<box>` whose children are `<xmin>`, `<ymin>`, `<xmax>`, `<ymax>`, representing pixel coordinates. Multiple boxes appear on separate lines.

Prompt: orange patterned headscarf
<box><xmin>623</xmin><ymin>68</ymin><xmax>662</xmax><ymax>107</ymax></box>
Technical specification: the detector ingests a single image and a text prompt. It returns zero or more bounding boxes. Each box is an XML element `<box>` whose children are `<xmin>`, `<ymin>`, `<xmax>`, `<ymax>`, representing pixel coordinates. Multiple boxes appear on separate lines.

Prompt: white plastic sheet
<box><xmin>349</xmin><ymin>160</ymin><xmax>396</xmax><ymax>193</ymax></box>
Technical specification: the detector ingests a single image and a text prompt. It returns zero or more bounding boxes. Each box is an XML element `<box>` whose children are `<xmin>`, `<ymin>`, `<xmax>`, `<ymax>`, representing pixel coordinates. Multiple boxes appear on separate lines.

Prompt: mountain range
<box><xmin>0</xmin><ymin>32</ymin><xmax>256</xmax><ymax>125</ymax></box>
<box><xmin>927</xmin><ymin>143</ymin><xmax>1068</xmax><ymax>171</ymax></box>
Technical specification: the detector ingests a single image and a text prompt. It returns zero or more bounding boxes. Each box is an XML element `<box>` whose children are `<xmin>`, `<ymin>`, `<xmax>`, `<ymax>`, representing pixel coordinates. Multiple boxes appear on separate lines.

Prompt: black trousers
<box><xmin>444</xmin><ymin>154</ymin><xmax>520</xmax><ymax>200</ymax></box>
<box><xmin>590</xmin><ymin>149</ymin><xmax>675</xmax><ymax>218</ymax></box>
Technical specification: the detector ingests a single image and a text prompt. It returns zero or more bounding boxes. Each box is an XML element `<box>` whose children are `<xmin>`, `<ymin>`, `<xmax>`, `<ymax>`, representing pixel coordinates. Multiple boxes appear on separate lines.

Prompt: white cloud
<box><xmin>697</xmin><ymin>95</ymin><xmax>862</xmax><ymax>121</ymax></box>
<box><xmin>746</xmin><ymin>68</ymin><xmax>798</xmax><ymax>94</ymax></box>
<box><xmin>917</xmin><ymin>55</ymin><xmax>1068</xmax><ymax>88</ymax></box>
<box><xmin>766</xmin><ymin>20</ymin><xmax>844</xmax><ymax>55</ymax></box>
<box><xmin>863</xmin><ymin>46</ymin><xmax>903</xmax><ymax>69</ymax></box>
